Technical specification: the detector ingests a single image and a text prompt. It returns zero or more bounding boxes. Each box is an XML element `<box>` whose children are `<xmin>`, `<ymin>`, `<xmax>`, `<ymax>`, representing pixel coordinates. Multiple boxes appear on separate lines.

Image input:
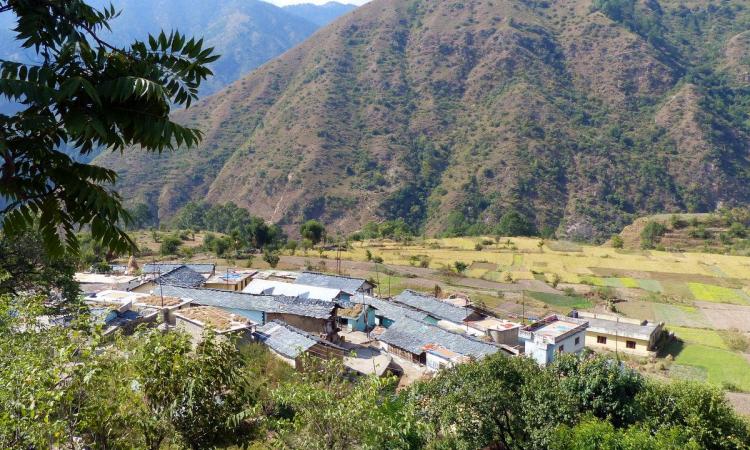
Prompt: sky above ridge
<box><xmin>263</xmin><ymin>0</ymin><xmax>369</xmax><ymax>6</ymax></box>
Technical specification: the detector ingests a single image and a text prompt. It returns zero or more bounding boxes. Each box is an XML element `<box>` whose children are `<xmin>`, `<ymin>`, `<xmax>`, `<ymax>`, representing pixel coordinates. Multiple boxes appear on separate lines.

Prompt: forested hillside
<box><xmin>97</xmin><ymin>0</ymin><xmax>750</xmax><ymax>241</ymax></box>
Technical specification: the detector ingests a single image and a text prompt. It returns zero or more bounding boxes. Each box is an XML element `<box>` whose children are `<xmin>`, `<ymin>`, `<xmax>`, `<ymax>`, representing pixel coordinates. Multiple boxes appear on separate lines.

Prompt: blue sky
<box><xmin>263</xmin><ymin>0</ymin><xmax>369</xmax><ymax>6</ymax></box>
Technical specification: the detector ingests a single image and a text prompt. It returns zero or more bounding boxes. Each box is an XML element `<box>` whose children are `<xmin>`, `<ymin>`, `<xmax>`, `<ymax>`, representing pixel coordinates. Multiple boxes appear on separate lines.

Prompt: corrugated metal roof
<box><xmin>156</xmin><ymin>266</ymin><xmax>206</xmax><ymax>288</ymax></box>
<box><xmin>394</xmin><ymin>290</ymin><xmax>470</xmax><ymax>323</ymax></box>
<box><xmin>294</xmin><ymin>272</ymin><xmax>370</xmax><ymax>294</ymax></box>
<box><xmin>143</xmin><ymin>263</ymin><xmax>215</xmax><ymax>274</ymax></box>
<box><xmin>378</xmin><ymin>316</ymin><xmax>499</xmax><ymax>358</ymax></box>
<box><xmin>243</xmin><ymin>279</ymin><xmax>342</xmax><ymax>302</ymax></box>
<box><xmin>159</xmin><ymin>285</ymin><xmax>335</xmax><ymax>319</ymax></box>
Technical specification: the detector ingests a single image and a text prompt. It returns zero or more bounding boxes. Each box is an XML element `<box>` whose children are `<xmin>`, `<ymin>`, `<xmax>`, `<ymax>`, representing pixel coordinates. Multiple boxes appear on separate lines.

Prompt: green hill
<box><xmin>97</xmin><ymin>0</ymin><xmax>750</xmax><ymax>241</ymax></box>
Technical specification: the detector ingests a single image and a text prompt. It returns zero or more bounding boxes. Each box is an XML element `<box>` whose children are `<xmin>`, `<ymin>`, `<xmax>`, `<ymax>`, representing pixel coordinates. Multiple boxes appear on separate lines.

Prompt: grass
<box><xmin>637</xmin><ymin>279</ymin><xmax>663</xmax><ymax>292</ymax></box>
<box><xmin>653</xmin><ymin>303</ymin><xmax>710</xmax><ymax>328</ymax></box>
<box><xmin>671</xmin><ymin>326</ymin><xmax>730</xmax><ymax>350</ymax></box>
<box><xmin>525</xmin><ymin>291</ymin><xmax>592</xmax><ymax>309</ymax></box>
<box><xmin>687</xmin><ymin>282</ymin><xmax>749</xmax><ymax>305</ymax></box>
<box><xmin>669</xmin><ymin>343</ymin><xmax>750</xmax><ymax>391</ymax></box>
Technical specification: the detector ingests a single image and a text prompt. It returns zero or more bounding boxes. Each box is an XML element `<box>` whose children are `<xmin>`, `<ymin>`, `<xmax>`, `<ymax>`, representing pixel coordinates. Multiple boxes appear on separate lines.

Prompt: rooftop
<box><xmin>521</xmin><ymin>315</ymin><xmax>588</xmax><ymax>344</ymax></box>
<box><xmin>294</xmin><ymin>271</ymin><xmax>371</xmax><ymax>294</ymax></box>
<box><xmin>175</xmin><ymin>306</ymin><xmax>252</xmax><ymax>333</ymax></box>
<box><xmin>243</xmin><ymin>279</ymin><xmax>343</xmax><ymax>302</ymax></box>
<box><xmin>361</xmin><ymin>296</ymin><xmax>429</xmax><ymax>322</ymax></box>
<box><xmin>465</xmin><ymin>316</ymin><xmax>521</xmax><ymax>332</ymax></box>
<box><xmin>574</xmin><ymin>312</ymin><xmax>661</xmax><ymax>341</ymax></box>
<box><xmin>155</xmin><ymin>265</ymin><xmax>206</xmax><ymax>288</ymax></box>
<box><xmin>254</xmin><ymin>320</ymin><xmax>344</xmax><ymax>359</ymax></box>
<box><xmin>377</xmin><ymin>316</ymin><xmax>499</xmax><ymax>359</ymax></box>
<box><xmin>206</xmin><ymin>270</ymin><xmax>256</xmax><ymax>285</ymax></box>
<box><xmin>159</xmin><ymin>285</ymin><xmax>336</xmax><ymax>319</ymax></box>
<box><xmin>143</xmin><ymin>263</ymin><xmax>216</xmax><ymax>275</ymax></box>
<box><xmin>134</xmin><ymin>294</ymin><xmax>189</xmax><ymax>308</ymax></box>
<box><xmin>75</xmin><ymin>273</ymin><xmax>137</xmax><ymax>285</ymax></box>
<box><xmin>393</xmin><ymin>289</ymin><xmax>472</xmax><ymax>323</ymax></box>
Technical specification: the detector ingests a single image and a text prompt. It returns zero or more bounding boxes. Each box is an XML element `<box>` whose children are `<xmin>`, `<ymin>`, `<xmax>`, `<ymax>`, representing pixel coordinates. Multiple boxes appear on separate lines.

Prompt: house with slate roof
<box><xmin>375</xmin><ymin>316</ymin><xmax>502</xmax><ymax>367</ymax></box>
<box><xmin>254</xmin><ymin>320</ymin><xmax>346</xmax><ymax>369</ymax></box>
<box><xmin>130</xmin><ymin>265</ymin><xmax>206</xmax><ymax>293</ymax></box>
<box><xmin>294</xmin><ymin>272</ymin><xmax>373</xmax><ymax>299</ymax></box>
<box><xmin>143</xmin><ymin>262</ymin><xmax>216</xmax><ymax>276</ymax></box>
<box><xmin>159</xmin><ymin>285</ymin><xmax>339</xmax><ymax>340</ymax></box>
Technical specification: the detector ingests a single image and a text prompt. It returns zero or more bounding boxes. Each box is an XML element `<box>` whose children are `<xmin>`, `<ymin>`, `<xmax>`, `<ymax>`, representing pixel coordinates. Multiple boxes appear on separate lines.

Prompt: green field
<box><xmin>687</xmin><ymin>282</ymin><xmax>749</xmax><ymax>305</ymax></box>
<box><xmin>670</xmin><ymin>343</ymin><xmax>750</xmax><ymax>391</ymax></box>
<box><xmin>671</xmin><ymin>326</ymin><xmax>730</xmax><ymax>350</ymax></box>
<box><xmin>653</xmin><ymin>304</ymin><xmax>710</xmax><ymax>328</ymax></box>
<box><xmin>526</xmin><ymin>291</ymin><xmax>592</xmax><ymax>309</ymax></box>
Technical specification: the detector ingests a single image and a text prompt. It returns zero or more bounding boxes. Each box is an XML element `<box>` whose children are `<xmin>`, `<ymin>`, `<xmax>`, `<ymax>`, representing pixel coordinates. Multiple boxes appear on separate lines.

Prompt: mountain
<box><xmin>96</xmin><ymin>0</ymin><xmax>750</xmax><ymax>241</ymax></box>
<box><xmin>283</xmin><ymin>2</ymin><xmax>357</xmax><ymax>26</ymax></box>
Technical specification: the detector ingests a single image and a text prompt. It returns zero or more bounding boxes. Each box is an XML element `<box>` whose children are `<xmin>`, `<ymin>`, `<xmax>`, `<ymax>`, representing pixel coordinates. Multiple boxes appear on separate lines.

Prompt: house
<box><xmin>85</xmin><ymin>289</ymin><xmax>192</xmax><ymax>326</ymax></box>
<box><xmin>158</xmin><ymin>285</ymin><xmax>339</xmax><ymax>340</ymax></box>
<box><xmin>84</xmin><ymin>293</ymin><xmax>160</xmax><ymax>337</ymax></box>
<box><xmin>336</xmin><ymin>302</ymin><xmax>368</xmax><ymax>332</ymax></box>
<box><xmin>75</xmin><ymin>272</ymin><xmax>138</xmax><ymax>294</ymax></box>
<box><xmin>519</xmin><ymin>315</ymin><xmax>589</xmax><ymax>366</ymax></box>
<box><xmin>294</xmin><ymin>272</ymin><xmax>374</xmax><ymax>299</ymax></box>
<box><xmin>130</xmin><ymin>265</ymin><xmax>206</xmax><ymax>293</ymax></box>
<box><xmin>174</xmin><ymin>306</ymin><xmax>254</xmax><ymax>346</ymax></box>
<box><xmin>254</xmin><ymin>320</ymin><xmax>346</xmax><ymax>369</ymax></box>
<box><xmin>464</xmin><ymin>316</ymin><xmax>522</xmax><ymax>347</ymax></box>
<box><xmin>361</xmin><ymin>296</ymin><xmax>430</xmax><ymax>329</ymax></box>
<box><xmin>392</xmin><ymin>290</ymin><xmax>486</xmax><ymax>336</ymax></box>
<box><xmin>571</xmin><ymin>311</ymin><xmax>663</xmax><ymax>356</ymax></box>
<box><xmin>131</xmin><ymin>294</ymin><xmax>192</xmax><ymax>326</ymax></box>
<box><xmin>375</xmin><ymin>316</ymin><xmax>502</xmax><ymax>367</ymax></box>
<box><xmin>243</xmin><ymin>279</ymin><xmax>345</xmax><ymax>302</ymax></box>
<box><xmin>143</xmin><ymin>263</ymin><xmax>216</xmax><ymax>277</ymax></box>
<box><xmin>204</xmin><ymin>270</ymin><xmax>255</xmax><ymax>291</ymax></box>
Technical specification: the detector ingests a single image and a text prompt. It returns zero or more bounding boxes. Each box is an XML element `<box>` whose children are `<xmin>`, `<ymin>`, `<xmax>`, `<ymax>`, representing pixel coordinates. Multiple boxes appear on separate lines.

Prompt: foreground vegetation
<box><xmin>2</xmin><ymin>294</ymin><xmax>748</xmax><ymax>450</ymax></box>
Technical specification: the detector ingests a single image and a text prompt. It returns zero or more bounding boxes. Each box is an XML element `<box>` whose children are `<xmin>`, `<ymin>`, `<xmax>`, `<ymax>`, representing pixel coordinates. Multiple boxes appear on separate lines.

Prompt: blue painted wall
<box><xmin>222</xmin><ymin>308</ymin><xmax>265</xmax><ymax>325</ymax></box>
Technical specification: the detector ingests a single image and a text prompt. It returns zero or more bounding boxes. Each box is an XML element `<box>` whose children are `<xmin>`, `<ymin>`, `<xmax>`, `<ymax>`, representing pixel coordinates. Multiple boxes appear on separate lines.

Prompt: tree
<box><xmin>495</xmin><ymin>210</ymin><xmax>535</xmax><ymax>237</ymax></box>
<box><xmin>160</xmin><ymin>235</ymin><xmax>182</xmax><ymax>255</ymax></box>
<box><xmin>612</xmin><ymin>235</ymin><xmax>624</xmax><ymax>249</ymax></box>
<box><xmin>0</xmin><ymin>0</ymin><xmax>218</xmax><ymax>255</ymax></box>
<box><xmin>300</xmin><ymin>220</ymin><xmax>326</xmax><ymax>245</ymax></box>
<box><xmin>454</xmin><ymin>261</ymin><xmax>468</xmax><ymax>273</ymax></box>
<box><xmin>640</xmin><ymin>221</ymin><xmax>666</xmax><ymax>249</ymax></box>
<box><xmin>0</xmin><ymin>229</ymin><xmax>80</xmax><ymax>309</ymax></box>
<box><xmin>263</xmin><ymin>250</ymin><xmax>280</xmax><ymax>268</ymax></box>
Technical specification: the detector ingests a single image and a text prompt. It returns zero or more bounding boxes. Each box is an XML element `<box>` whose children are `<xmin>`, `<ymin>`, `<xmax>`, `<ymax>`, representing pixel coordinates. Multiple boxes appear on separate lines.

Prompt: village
<box><xmin>73</xmin><ymin>258</ymin><xmax>667</xmax><ymax>383</ymax></box>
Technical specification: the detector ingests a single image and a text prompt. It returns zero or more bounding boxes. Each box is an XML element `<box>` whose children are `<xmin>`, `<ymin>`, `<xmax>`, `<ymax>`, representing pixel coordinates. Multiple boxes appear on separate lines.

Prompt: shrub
<box><xmin>454</xmin><ymin>261</ymin><xmax>468</xmax><ymax>273</ymax></box>
<box><xmin>372</xmin><ymin>256</ymin><xmax>384</xmax><ymax>264</ymax></box>
<box><xmin>640</xmin><ymin>221</ymin><xmax>666</xmax><ymax>249</ymax></box>
<box><xmin>263</xmin><ymin>250</ymin><xmax>280</xmax><ymax>268</ymax></box>
<box><xmin>612</xmin><ymin>235</ymin><xmax>624</xmax><ymax>249</ymax></box>
<box><xmin>160</xmin><ymin>236</ymin><xmax>182</xmax><ymax>255</ymax></box>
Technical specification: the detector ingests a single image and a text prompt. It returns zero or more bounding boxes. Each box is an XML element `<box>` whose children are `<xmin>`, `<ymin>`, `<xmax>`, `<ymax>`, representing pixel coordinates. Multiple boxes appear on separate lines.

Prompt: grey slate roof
<box><xmin>156</xmin><ymin>266</ymin><xmax>206</xmax><ymax>288</ymax></box>
<box><xmin>159</xmin><ymin>285</ymin><xmax>336</xmax><ymax>319</ymax></box>
<box><xmin>143</xmin><ymin>263</ymin><xmax>216</xmax><ymax>275</ymax></box>
<box><xmin>394</xmin><ymin>290</ymin><xmax>471</xmax><ymax>323</ymax></box>
<box><xmin>361</xmin><ymin>296</ymin><xmax>428</xmax><ymax>322</ymax></box>
<box><xmin>254</xmin><ymin>320</ymin><xmax>344</xmax><ymax>359</ymax></box>
<box><xmin>295</xmin><ymin>272</ymin><xmax>371</xmax><ymax>295</ymax></box>
<box><xmin>378</xmin><ymin>317</ymin><xmax>499</xmax><ymax>358</ymax></box>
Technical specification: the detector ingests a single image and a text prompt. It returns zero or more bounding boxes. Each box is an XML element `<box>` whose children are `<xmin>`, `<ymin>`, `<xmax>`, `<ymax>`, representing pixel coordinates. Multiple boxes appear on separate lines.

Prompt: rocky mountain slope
<box><xmin>97</xmin><ymin>0</ymin><xmax>750</xmax><ymax>240</ymax></box>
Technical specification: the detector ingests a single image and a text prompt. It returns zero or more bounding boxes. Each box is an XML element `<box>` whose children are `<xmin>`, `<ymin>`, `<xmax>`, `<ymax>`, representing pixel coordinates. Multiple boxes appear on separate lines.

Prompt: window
<box><xmin>558</xmin><ymin>345</ymin><xmax>564</xmax><ymax>353</ymax></box>
<box><xmin>626</xmin><ymin>340</ymin><xmax>636</xmax><ymax>349</ymax></box>
<box><xmin>575</xmin><ymin>337</ymin><xmax>580</xmax><ymax>345</ymax></box>
<box><xmin>597</xmin><ymin>336</ymin><xmax>607</xmax><ymax>344</ymax></box>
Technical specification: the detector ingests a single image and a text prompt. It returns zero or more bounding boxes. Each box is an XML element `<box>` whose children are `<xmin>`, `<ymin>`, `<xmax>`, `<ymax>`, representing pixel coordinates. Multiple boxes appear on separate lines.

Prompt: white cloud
<box><xmin>264</xmin><ymin>0</ymin><xmax>370</xmax><ymax>6</ymax></box>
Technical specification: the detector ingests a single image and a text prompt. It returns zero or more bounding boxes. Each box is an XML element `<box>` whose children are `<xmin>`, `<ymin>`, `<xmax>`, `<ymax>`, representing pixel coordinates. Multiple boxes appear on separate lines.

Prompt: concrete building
<box><xmin>174</xmin><ymin>306</ymin><xmax>254</xmax><ymax>346</ymax></box>
<box><xmin>204</xmin><ymin>270</ymin><xmax>255</xmax><ymax>291</ymax></box>
<box><xmin>519</xmin><ymin>315</ymin><xmax>589</xmax><ymax>366</ymax></box>
<box><xmin>253</xmin><ymin>320</ymin><xmax>346</xmax><ymax>369</ymax></box>
<box><xmin>571</xmin><ymin>311</ymin><xmax>664</xmax><ymax>357</ymax></box>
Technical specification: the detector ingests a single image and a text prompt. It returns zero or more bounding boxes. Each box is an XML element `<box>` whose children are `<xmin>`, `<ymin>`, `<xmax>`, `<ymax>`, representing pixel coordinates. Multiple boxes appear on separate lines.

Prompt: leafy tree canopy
<box><xmin>0</xmin><ymin>0</ymin><xmax>218</xmax><ymax>256</ymax></box>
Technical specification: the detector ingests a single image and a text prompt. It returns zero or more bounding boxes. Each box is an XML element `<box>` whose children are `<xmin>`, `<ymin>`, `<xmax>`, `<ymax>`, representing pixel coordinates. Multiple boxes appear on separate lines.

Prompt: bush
<box><xmin>611</xmin><ymin>235</ymin><xmax>624</xmax><ymax>249</ymax></box>
<box><xmin>475</xmin><ymin>243</ymin><xmax>484</xmax><ymax>251</ymax></box>
<box><xmin>372</xmin><ymin>256</ymin><xmax>384</xmax><ymax>264</ymax></box>
<box><xmin>263</xmin><ymin>250</ymin><xmax>280</xmax><ymax>268</ymax></box>
<box><xmin>454</xmin><ymin>261</ymin><xmax>468</xmax><ymax>273</ymax></box>
<box><xmin>640</xmin><ymin>221</ymin><xmax>666</xmax><ymax>249</ymax></box>
<box><xmin>160</xmin><ymin>236</ymin><xmax>182</xmax><ymax>255</ymax></box>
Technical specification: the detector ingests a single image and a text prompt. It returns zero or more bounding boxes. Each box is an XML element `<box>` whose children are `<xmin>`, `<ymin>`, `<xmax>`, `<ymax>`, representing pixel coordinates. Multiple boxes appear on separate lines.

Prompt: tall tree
<box><xmin>0</xmin><ymin>0</ymin><xmax>217</xmax><ymax>255</ymax></box>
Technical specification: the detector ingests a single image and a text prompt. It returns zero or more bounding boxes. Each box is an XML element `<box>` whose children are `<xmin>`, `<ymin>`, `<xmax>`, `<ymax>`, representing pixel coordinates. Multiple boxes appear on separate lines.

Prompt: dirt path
<box><xmin>279</xmin><ymin>255</ymin><xmax>559</xmax><ymax>295</ymax></box>
<box><xmin>727</xmin><ymin>392</ymin><xmax>750</xmax><ymax>417</ymax></box>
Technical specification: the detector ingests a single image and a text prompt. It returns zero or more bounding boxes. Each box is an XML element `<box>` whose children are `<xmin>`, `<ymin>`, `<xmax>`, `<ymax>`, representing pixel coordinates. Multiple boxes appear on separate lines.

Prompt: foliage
<box><xmin>612</xmin><ymin>235</ymin><xmax>624</xmax><ymax>249</ymax></box>
<box><xmin>300</xmin><ymin>219</ymin><xmax>326</xmax><ymax>245</ymax></box>
<box><xmin>640</xmin><ymin>221</ymin><xmax>666</xmax><ymax>249</ymax></box>
<box><xmin>159</xmin><ymin>235</ymin><xmax>182</xmax><ymax>256</ymax></box>
<box><xmin>496</xmin><ymin>210</ymin><xmax>536</xmax><ymax>237</ymax></box>
<box><xmin>356</xmin><ymin>219</ymin><xmax>413</xmax><ymax>240</ymax></box>
<box><xmin>0</xmin><ymin>229</ymin><xmax>80</xmax><ymax>309</ymax></box>
<box><xmin>0</xmin><ymin>0</ymin><xmax>217</xmax><ymax>255</ymax></box>
<box><xmin>263</xmin><ymin>249</ymin><xmax>280</xmax><ymax>268</ymax></box>
<box><xmin>454</xmin><ymin>261</ymin><xmax>468</xmax><ymax>273</ymax></box>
